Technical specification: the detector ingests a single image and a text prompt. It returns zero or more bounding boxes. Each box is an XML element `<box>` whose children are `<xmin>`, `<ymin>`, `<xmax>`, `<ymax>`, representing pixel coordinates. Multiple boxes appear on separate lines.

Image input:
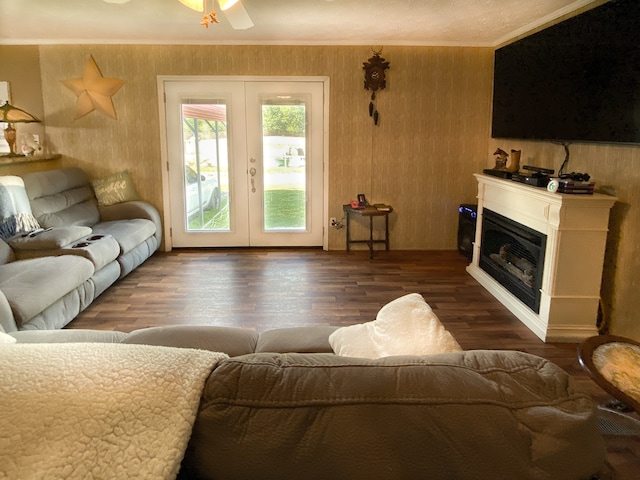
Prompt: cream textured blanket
<box><xmin>0</xmin><ymin>343</ymin><xmax>227</xmax><ymax>480</ymax></box>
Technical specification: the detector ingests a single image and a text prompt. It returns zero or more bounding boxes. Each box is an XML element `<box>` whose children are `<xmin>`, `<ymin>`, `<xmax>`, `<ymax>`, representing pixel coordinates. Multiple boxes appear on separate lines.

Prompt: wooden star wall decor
<box><xmin>61</xmin><ymin>56</ymin><xmax>125</xmax><ymax>120</ymax></box>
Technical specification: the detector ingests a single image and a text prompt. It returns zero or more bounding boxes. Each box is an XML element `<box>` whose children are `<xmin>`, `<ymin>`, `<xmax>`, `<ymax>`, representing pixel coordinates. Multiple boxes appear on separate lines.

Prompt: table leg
<box><xmin>369</xmin><ymin>216</ymin><xmax>374</xmax><ymax>259</ymax></box>
<box><xmin>385</xmin><ymin>213</ymin><xmax>390</xmax><ymax>251</ymax></box>
<box><xmin>345</xmin><ymin>210</ymin><xmax>351</xmax><ymax>251</ymax></box>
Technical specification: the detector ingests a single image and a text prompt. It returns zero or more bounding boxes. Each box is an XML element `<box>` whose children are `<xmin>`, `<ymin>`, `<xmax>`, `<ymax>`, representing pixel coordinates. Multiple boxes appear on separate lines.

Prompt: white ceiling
<box><xmin>0</xmin><ymin>0</ymin><xmax>600</xmax><ymax>47</ymax></box>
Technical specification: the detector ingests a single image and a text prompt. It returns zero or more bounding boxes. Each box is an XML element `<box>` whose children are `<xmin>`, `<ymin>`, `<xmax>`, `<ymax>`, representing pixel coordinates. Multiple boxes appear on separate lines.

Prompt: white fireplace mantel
<box><xmin>466</xmin><ymin>173</ymin><xmax>617</xmax><ymax>342</ymax></box>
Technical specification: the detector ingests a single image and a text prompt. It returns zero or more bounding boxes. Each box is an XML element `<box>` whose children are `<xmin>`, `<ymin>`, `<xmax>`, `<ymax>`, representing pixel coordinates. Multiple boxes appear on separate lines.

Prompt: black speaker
<box><xmin>457</xmin><ymin>204</ymin><xmax>477</xmax><ymax>260</ymax></box>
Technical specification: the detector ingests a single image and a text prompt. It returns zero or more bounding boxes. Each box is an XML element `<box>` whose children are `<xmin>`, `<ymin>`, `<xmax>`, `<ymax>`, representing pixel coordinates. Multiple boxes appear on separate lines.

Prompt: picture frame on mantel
<box><xmin>0</xmin><ymin>81</ymin><xmax>10</xmax><ymax>153</ymax></box>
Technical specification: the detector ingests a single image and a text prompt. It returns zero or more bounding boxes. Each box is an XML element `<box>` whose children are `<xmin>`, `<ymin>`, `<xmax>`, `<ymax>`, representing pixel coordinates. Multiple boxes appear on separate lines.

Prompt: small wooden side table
<box><xmin>343</xmin><ymin>204</ymin><xmax>393</xmax><ymax>259</ymax></box>
<box><xmin>578</xmin><ymin>335</ymin><xmax>640</xmax><ymax>413</ymax></box>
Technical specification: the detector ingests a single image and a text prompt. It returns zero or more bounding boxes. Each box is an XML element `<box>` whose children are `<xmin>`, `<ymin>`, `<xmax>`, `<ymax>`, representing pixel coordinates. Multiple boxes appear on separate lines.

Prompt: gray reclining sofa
<box><xmin>0</xmin><ymin>167</ymin><xmax>161</xmax><ymax>332</ymax></box>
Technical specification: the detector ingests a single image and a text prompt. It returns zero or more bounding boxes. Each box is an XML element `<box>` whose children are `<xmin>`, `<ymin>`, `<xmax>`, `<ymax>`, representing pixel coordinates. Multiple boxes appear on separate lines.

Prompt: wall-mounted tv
<box><xmin>492</xmin><ymin>0</ymin><xmax>640</xmax><ymax>145</ymax></box>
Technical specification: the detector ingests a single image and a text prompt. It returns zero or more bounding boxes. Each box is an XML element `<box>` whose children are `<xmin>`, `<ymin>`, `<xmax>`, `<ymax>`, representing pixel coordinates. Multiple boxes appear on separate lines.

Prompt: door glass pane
<box><xmin>181</xmin><ymin>101</ymin><xmax>230</xmax><ymax>231</ymax></box>
<box><xmin>261</xmin><ymin>96</ymin><xmax>308</xmax><ymax>231</ymax></box>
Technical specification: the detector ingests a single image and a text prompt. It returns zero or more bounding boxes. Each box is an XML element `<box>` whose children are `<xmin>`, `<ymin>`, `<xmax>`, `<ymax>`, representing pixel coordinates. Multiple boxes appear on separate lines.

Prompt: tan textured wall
<box><xmin>33</xmin><ymin>44</ymin><xmax>492</xmax><ymax>252</ymax></box>
<box><xmin>2</xmin><ymin>44</ymin><xmax>638</xmax><ymax>341</ymax></box>
<box><xmin>0</xmin><ymin>46</ymin><xmax>51</xmax><ymax>175</ymax></box>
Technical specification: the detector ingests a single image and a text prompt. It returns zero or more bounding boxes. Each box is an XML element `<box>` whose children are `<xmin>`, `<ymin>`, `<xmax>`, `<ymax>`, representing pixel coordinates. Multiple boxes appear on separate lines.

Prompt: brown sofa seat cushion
<box><xmin>123</xmin><ymin>325</ymin><xmax>258</xmax><ymax>357</ymax></box>
<box><xmin>187</xmin><ymin>350</ymin><xmax>604</xmax><ymax>480</ymax></box>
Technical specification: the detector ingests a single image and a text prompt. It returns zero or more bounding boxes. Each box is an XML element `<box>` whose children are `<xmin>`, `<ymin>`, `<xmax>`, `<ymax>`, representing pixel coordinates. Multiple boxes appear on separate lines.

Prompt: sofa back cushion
<box><xmin>186</xmin><ymin>351</ymin><xmax>604</xmax><ymax>480</ymax></box>
<box><xmin>22</xmin><ymin>168</ymin><xmax>99</xmax><ymax>228</ymax></box>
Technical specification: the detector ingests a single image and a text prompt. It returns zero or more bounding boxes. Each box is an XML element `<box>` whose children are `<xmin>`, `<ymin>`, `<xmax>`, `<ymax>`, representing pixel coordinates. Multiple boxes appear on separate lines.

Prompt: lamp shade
<box><xmin>0</xmin><ymin>102</ymin><xmax>41</xmax><ymax>124</ymax></box>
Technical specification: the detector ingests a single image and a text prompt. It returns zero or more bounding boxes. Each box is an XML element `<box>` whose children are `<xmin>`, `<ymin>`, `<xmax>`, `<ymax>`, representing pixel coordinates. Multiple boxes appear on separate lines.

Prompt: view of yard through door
<box><xmin>185</xmin><ymin>103</ymin><xmax>307</xmax><ymax>231</ymax></box>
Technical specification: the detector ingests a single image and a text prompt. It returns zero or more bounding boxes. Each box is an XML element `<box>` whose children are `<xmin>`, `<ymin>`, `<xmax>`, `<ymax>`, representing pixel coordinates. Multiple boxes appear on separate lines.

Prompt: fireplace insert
<box><xmin>479</xmin><ymin>209</ymin><xmax>546</xmax><ymax>313</ymax></box>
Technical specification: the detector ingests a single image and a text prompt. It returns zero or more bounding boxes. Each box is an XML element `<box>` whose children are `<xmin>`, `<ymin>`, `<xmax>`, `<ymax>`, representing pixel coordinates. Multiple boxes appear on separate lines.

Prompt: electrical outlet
<box><xmin>330</xmin><ymin>218</ymin><xmax>344</xmax><ymax>229</ymax></box>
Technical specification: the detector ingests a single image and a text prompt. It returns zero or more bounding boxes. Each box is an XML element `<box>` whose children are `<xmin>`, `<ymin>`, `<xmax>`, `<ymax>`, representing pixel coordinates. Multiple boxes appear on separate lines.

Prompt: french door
<box><xmin>163</xmin><ymin>78</ymin><xmax>325</xmax><ymax>248</ymax></box>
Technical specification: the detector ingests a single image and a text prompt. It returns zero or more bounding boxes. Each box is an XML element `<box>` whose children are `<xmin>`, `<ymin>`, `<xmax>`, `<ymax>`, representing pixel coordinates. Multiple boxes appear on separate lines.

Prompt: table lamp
<box><xmin>0</xmin><ymin>101</ymin><xmax>41</xmax><ymax>156</ymax></box>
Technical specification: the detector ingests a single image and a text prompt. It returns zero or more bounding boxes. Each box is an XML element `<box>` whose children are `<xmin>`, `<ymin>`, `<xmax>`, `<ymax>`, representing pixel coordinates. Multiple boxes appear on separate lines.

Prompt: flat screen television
<box><xmin>492</xmin><ymin>0</ymin><xmax>640</xmax><ymax>145</ymax></box>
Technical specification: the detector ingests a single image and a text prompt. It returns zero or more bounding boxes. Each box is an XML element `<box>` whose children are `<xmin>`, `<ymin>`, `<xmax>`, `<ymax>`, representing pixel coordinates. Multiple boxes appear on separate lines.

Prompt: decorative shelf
<box><xmin>0</xmin><ymin>153</ymin><xmax>61</xmax><ymax>166</ymax></box>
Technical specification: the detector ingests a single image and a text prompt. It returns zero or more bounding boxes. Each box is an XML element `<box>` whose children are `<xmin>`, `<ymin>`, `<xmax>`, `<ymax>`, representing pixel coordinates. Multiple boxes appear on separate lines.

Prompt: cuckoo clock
<box><xmin>363</xmin><ymin>49</ymin><xmax>390</xmax><ymax>126</ymax></box>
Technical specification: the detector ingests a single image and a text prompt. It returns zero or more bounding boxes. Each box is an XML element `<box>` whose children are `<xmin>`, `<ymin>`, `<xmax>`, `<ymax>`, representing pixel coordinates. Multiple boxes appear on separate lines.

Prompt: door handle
<box><xmin>249</xmin><ymin>167</ymin><xmax>257</xmax><ymax>193</ymax></box>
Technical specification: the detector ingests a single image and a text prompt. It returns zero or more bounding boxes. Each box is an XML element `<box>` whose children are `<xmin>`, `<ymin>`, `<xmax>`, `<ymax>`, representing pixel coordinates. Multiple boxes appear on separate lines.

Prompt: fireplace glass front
<box><xmin>479</xmin><ymin>209</ymin><xmax>546</xmax><ymax>313</ymax></box>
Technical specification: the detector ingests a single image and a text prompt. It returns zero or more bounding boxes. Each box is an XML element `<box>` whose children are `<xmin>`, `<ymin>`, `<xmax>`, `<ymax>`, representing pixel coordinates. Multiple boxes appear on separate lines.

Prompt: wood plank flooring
<box><xmin>67</xmin><ymin>248</ymin><xmax>640</xmax><ymax>478</ymax></box>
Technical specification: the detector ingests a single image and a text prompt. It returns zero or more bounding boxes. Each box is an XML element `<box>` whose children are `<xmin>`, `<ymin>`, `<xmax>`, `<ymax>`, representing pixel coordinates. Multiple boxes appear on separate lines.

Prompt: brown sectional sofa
<box><xmin>9</xmin><ymin>325</ymin><xmax>607</xmax><ymax>479</ymax></box>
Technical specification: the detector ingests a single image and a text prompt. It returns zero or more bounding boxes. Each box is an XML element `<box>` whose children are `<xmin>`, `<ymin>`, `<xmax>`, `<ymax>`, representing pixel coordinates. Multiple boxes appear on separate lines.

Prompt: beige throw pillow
<box><xmin>329</xmin><ymin>293</ymin><xmax>462</xmax><ymax>359</ymax></box>
<box><xmin>91</xmin><ymin>171</ymin><xmax>139</xmax><ymax>207</ymax></box>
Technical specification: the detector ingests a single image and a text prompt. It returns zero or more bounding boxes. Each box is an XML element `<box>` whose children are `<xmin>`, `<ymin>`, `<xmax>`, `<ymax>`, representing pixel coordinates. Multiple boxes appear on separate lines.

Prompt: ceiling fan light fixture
<box><xmin>179</xmin><ymin>0</ymin><xmax>205</xmax><ymax>12</ymax></box>
<box><xmin>218</xmin><ymin>0</ymin><xmax>240</xmax><ymax>11</ymax></box>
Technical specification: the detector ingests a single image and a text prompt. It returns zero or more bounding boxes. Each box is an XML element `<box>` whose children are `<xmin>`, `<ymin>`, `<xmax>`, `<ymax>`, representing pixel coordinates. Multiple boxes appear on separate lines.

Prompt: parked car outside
<box><xmin>185</xmin><ymin>165</ymin><xmax>220</xmax><ymax>217</ymax></box>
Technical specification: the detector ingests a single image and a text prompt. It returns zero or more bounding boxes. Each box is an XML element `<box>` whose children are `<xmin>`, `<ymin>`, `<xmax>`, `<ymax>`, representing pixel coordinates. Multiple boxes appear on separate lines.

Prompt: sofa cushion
<box><xmin>0</xmin><ymin>256</ymin><xmax>94</xmax><ymax>325</ymax></box>
<box><xmin>329</xmin><ymin>293</ymin><xmax>462</xmax><ymax>358</ymax></box>
<box><xmin>22</xmin><ymin>168</ymin><xmax>88</xmax><ymax>200</ymax></box>
<box><xmin>91</xmin><ymin>171</ymin><xmax>140</xmax><ymax>206</ymax></box>
<box><xmin>123</xmin><ymin>326</ymin><xmax>259</xmax><ymax>357</ymax></box>
<box><xmin>188</xmin><ymin>351</ymin><xmax>604</xmax><ymax>480</ymax></box>
<box><xmin>91</xmin><ymin>219</ymin><xmax>156</xmax><ymax>254</ymax></box>
<box><xmin>255</xmin><ymin>326</ymin><xmax>338</xmax><ymax>353</ymax></box>
<box><xmin>33</xmin><ymin>197</ymin><xmax>99</xmax><ymax>228</ymax></box>
<box><xmin>23</xmin><ymin>168</ymin><xmax>100</xmax><ymax>228</ymax></box>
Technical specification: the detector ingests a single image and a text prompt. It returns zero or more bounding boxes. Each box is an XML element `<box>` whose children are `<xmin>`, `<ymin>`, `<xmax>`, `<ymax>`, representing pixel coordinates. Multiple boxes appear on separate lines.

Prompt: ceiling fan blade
<box><xmin>221</xmin><ymin>1</ymin><xmax>254</xmax><ymax>30</ymax></box>
<box><xmin>179</xmin><ymin>0</ymin><xmax>204</xmax><ymax>12</ymax></box>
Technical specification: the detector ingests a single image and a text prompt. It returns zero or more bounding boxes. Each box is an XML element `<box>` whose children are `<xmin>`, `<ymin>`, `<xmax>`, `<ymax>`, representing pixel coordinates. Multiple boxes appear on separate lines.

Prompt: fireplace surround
<box><xmin>467</xmin><ymin>174</ymin><xmax>617</xmax><ymax>342</ymax></box>
<box><xmin>479</xmin><ymin>209</ymin><xmax>546</xmax><ymax>313</ymax></box>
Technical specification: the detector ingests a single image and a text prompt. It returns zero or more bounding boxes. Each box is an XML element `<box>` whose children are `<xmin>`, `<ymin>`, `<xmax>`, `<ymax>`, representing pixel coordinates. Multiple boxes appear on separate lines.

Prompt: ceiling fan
<box><xmin>179</xmin><ymin>0</ymin><xmax>254</xmax><ymax>30</ymax></box>
<box><xmin>103</xmin><ymin>0</ymin><xmax>253</xmax><ymax>30</ymax></box>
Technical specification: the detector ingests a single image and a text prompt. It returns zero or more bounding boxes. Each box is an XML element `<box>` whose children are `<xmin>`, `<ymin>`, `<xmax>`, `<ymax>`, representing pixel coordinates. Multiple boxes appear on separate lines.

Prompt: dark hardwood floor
<box><xmin>67</xmin><ymin>248</ymin><xmax>640</xmax><ymax>478</ymax></box>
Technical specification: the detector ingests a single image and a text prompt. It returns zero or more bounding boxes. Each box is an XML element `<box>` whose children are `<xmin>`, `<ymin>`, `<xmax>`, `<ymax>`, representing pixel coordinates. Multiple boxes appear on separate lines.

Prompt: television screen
<box><xmin>492</xmin><ymin>0</ymin><xmax>640</xmax><ymax>145</ymax></box>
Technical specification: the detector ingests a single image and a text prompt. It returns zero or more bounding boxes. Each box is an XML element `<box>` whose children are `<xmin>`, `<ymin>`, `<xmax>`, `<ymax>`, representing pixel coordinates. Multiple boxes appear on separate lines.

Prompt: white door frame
<box><xmin>157</xmin><ymin>75</ymin><xmax>330</xmax><ymax>252</ymax></box>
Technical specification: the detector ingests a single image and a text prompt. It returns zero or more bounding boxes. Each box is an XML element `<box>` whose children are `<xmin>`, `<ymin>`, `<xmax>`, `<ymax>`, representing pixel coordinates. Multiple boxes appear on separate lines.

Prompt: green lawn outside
<box><xmin>188</xmin><ymin>189</ymin><xmax>305</xmax><ymax>230</ymax></box>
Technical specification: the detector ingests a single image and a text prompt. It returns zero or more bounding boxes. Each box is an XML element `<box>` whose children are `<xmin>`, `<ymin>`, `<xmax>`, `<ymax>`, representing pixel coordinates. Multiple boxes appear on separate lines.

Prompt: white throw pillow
<box><xmin>329</xmin><ymin>293</ymin><xmax>462</xmax><ymax>359</ymax></box>
<box><xmin>0</xmin><ymin>331</ymin><xmax>17</xmax><ymax>344</ymax></box>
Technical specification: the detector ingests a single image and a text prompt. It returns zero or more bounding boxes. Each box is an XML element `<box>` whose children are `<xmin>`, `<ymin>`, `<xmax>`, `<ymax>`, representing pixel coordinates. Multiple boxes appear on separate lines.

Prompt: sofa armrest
<box><xmin>8</xmin><ymin>226</ymin><xmax>92</xmax><ymax>252</ymax></box>
<box><xmin>0</xmin><ymin>289</ymin><xmax>17</xmax><ymax>333</ymax></box>
<box><xmin>10</xmin><ymin>329</ymin><xmax>128</xmax><ymax>343</ymax></box>
<box><xmin>98</xmin><ymin>201</ymin><xmax>162</xmax><ymax>246</ymax></box>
